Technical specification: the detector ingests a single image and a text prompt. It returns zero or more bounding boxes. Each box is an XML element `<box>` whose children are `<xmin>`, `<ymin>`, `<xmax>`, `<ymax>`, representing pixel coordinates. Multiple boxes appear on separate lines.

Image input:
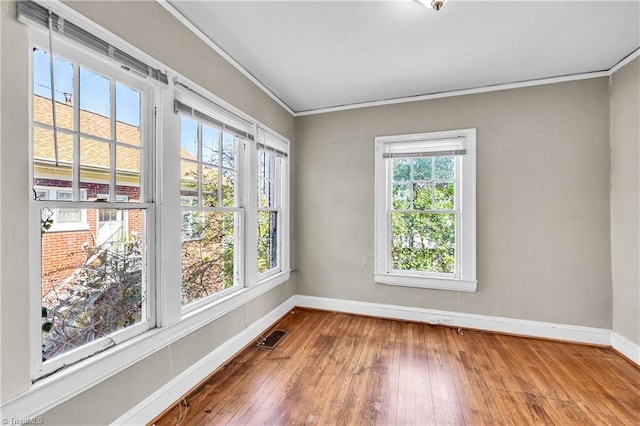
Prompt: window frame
<box><xmin>374</xmin><ymin>128</ymin><xmax>477</xmax><ymax>292</ymax></box>
<box><xmin>175</xmin><ymin>91</ymin><xmax>249</xmax><ymax>314</ymax></box>
<box><xmin>256</xmin><ymin>149</ymin><xmax>283</xmax><ymax>280</ymax></box>
<box><xmin>253</xmin><ymin>126</ymin><xmax>291</xmax><ymax>286</ymax></box>
<box><xmin>29</xmin><ymin>30</ymin><xmax>159</xmax><ymax>378</ymax></box>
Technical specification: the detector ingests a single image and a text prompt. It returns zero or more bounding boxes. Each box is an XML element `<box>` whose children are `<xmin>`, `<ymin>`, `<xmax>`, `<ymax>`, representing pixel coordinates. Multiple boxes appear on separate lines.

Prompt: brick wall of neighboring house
<box><xmin>34</xmin><ymin>95</ymin><xmax>144</xmax><ymax>296</ymax></box>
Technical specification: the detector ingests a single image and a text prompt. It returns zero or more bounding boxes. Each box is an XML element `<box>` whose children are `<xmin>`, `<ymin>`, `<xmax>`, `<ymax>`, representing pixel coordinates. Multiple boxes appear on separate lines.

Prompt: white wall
<box><xmin>610</xmin><ymin>57</ymin><xmax>640</xmax><ymax>346</ymax></box>
<box><xmin>295</xmin><ymin>78</ymin><xmax>612</xmax><ymax>328</ymax></box>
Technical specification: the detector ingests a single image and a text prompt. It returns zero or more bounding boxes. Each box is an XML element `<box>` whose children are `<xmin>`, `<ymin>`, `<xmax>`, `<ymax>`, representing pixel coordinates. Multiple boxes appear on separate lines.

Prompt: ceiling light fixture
<box><xmin>417</xmin><ymin>0</ymin><xmax>448</xmax><ymax>11</ymax></box>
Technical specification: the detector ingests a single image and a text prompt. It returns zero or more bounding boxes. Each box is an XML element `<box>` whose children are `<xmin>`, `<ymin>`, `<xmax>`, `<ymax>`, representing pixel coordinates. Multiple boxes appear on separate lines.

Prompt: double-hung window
<box><xmin>374</xmin><ymin>129</ymin><xmax>477</xmax><ymax>292</ymax></box>
<box><xmin>256</xmin><ymin>127</ymin><xmax>289</xmax><ymax>279</ymax></box>
<box><xmin>175</xmin><ymin>95</ymin><xmax>249</xmax><ymax>309</ymax></box>
<box><xmin>30</xmin><ymin>30</ymin><xmax>157</xmax><ymax>376</ymax></box>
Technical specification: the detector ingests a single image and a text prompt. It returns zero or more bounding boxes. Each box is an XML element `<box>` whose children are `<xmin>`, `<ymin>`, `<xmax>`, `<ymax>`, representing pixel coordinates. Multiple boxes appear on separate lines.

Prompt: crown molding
<box><xmin>156</xmin><ymin>0</ymin><xmax>296</xmax><ymax>117</ymax></box>
<box><xmin>295</xmin><ymin>71</ymin><xmax>609</xmax><ymax>117</ymax></box>
<box><xmin>608</xmin><ymin>47</ymin><xmax>640</xmax><ymax>76</ymax></box>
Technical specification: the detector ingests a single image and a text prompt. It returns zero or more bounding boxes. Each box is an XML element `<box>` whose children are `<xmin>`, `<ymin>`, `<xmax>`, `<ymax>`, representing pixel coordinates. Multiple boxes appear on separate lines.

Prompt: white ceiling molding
<box><xmin>608</xmin><ymin>48</ymin><xmax>640</xmax><ymax>76</ymax></box>
<box><xmin>156</xmin><ymin>0</ymin><xmax>295</xmax><ymax>117</ymax></box>
<box><xmin>295</xmin><ymin>70</ymin><xmax>610</xmax><ymax>117</ymax></box>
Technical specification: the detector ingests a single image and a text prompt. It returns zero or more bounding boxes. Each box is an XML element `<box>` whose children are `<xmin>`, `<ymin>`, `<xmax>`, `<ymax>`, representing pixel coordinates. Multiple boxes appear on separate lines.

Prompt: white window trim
<box><xmin>374</xmin><ymin>128</ymin><xmax>477</xmax><ymax>292</ymax></box>
<box><xmin>255</xmin><ymin>125</ymin><xmax>290</xmax><ymax>285</ymax></box>
<box><xmin>174</xmin><ymin>87</ymin><xmax>249</xmax><ymax>314</ymax></box>
<box><xmin>29</xmin><ymin>28</ymin><xmax>159</xmax><ymax>378</ymax></box>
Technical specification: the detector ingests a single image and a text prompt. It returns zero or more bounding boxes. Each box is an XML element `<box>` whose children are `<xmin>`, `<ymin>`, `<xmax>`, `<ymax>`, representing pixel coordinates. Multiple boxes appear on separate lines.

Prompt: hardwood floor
<box><xmin>152</xmin><ymin>308</ymin><xmax>640</xmax><ymax>425</ymax></box>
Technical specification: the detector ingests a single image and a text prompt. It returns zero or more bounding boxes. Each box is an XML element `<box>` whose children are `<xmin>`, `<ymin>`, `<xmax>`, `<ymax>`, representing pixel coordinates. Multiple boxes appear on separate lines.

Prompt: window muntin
<box><xmin>374</xmin><ymin>129</ymin><xmax>476</xmax><ymax>291</ymax></box>
<box><xmin>179</xmin><ymin>115</ymin><xmax>244</xmax><ymax>307</ymax></box>
<box><xmin>257</xmin><ymin>150</ymin><xmax>281</xmax><ymax>276</ymax></box>
<box><xmin>31</xmin><ymin>43</ymin><xmax>153</xmax><ymax>371</ymax></box>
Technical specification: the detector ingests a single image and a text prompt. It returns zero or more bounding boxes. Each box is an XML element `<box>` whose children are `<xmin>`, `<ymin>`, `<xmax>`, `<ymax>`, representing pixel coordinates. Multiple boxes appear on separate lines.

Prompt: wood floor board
<box><xmin>151</xmin><ymin>308</ymin><xmax>640</xmax><ymax>426</ymax></box>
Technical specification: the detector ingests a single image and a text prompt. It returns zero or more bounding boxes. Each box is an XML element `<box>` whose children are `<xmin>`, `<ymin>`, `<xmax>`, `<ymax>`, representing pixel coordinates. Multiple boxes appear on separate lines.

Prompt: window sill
<box><xmin>1</xmin><ymin>271</ymin><xmax>292</xmax><ymax>419</ymax></box>
<box><xmin>374</xmin><ymin>273</ymin><xmax>477</xmax><ymax>292</ymax></box>
<box><xmin>256</xmin><ymin>269</ymin><xmax>289</xmax><ymax>287</ymax></box>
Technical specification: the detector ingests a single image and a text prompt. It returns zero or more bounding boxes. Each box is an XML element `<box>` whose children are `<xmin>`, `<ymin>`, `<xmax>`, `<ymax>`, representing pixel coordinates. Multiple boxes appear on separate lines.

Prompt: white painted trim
<box><xmin>295</xmin><ymin>295</ymin><xmax>612</xmax><ymax>346</ymax></box>
<box><xmin>611</xmin><ymin>332</ymin><xmax>640</xmax><ymax>366</ymax></box>
<box><xmin>156</xmin><ymin>0</ymin><xmax>295</xmax><ymax>117</ymax></box>
<box><xmin>112</xmin><ymin>295</ymin><xmax>296</xmax><ymax>426</ymax></box>
<box><xmin>0</xmin><ymin>277</ymin><xmax>291</xmax><ymax>420</ymax></box>
<box><xmin>296</xmin><ymin>71</ymin><xmax>609</xmax><ymax>116</ymax></box>
<box><xmin>608</xmin><ymin>48</ymin><xmax>640</xmax><ymax>76</ymax></box>
<box><xmin>374</xmin><ymin>273</ymin><xmax>477</xmax><ymax>292</ymax></box>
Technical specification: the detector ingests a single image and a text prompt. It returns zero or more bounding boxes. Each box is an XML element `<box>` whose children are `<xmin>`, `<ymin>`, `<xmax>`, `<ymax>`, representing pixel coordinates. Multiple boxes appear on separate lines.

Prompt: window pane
<box><xmin>222</xmin><ymin>133</ymin><xmax>235</xmax><ymax>169</ymax></box>
<box><xmin>33</xmin><ymin>49</ymin><xmax>74</xmax><ymax>130</ymax></box>
<box><xmin>413</xmin><ymin>182</ymin><xmax>433</xmax><ymax>210</ymax></box>
<box><xmin>180</xmin><ymin>116</ymin><xmax>198</xmax><ymax>160</ymax></box>
<box><xmin>393</xmin><ymin>159</ymin><xmax>411</xmax><ymax>182</ymax></box>
<box><xmin>434</xmin><ymin>182</ymin><xmax>454</xmax><ymax>210</ymax></box>
<box><xmin>257</xmin><ymin>211</ymin><xmax>278</xmax><ymax>274</ymax></box>
<box><xmin>41</xmin><ymin>208</ymin><xmax>146</xmax><ymax>361</ymax></box>
<box><xmin>80</xmin><ymin>138</ymin><xmax>111</xmax><ymax>199</ymax></box>
<box><xmin>202</xmin><ymin>125</ymin><xmax>220</xmax><ymax>165</ymax></box>
<box><xmin>258</xmin><ymin>179</ymin><xmax>268</xmax><ymax>208</ymax></box>
<box><xmin>181</xmin><ymin>211</ymin><xmax>238</xmax><ymax>305</ymax></box>
<box><xmin>116</xmin><ymin>145</ymin><xmax>141</xmax><ymax>201</ymax></box>
<box><xmin>202</xmin><ymin>166</ymin><xmax>219</xmax><ymax>207</ymax></box>
<box><xmin>413</xmin><ymin>158</ymin><xmax>432</xmax><ymax>181</ymax></box>
<box><xmin>392</xmin><ymin>183</ymin><xmax>411</xmax><ymax>210</ymax></box>
<box><xmin>434</xmin><ymin>156</ymin><xmax>455</xmax><ymax>180</ymax></box>
<box><xmin>79</xmin><ymin>67</ymin><xmax>111</xmax><ymax>139</ymax></box>
<box><xmin>115</xmin><ymin>82</ymin><xmax>141</xmax><ymax>146</ymax></box>
<box><xmin>258</xmin><ymin>151</ymin><xmax>267</xmax><ymax>178</ymax></box>
<box><xmin>222</xmin><ymin>170</ymin><xmax>235</xmax><ymax>207</ymax></box>
<box><xmin>180</xmin><ymin>160</ymin><xmax>199</xmax><ymax>200</ymax></box>
<box><xmin>33</xmin><ymin>129</ymin><xmax>73</xmax><ymax>192</ymax></box>
<box><xmin>390</xmin><ymin>212</ymin><xmax>455</xmax><ymax>274</ymax></box>
<box><xmin>56</xmin><ymin>208</ymin><xmax>82</xmax><ymax>224</ymax></box>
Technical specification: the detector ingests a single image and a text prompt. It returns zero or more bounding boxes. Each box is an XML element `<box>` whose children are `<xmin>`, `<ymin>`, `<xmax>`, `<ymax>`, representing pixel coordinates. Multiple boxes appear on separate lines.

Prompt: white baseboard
<box><xmin>611</xmin><ymin>332</ymin><xmax>640</xmax><ymax>365</ymax></box>
<box><xmin>112</xmin><ymin>295</ymin><xmax>296</xmax><ymax>426</ymax></box>
<box><xmin>295</xmin><ymin>295</ymin><xmax>612</xmax><ymax>346</ymax></box>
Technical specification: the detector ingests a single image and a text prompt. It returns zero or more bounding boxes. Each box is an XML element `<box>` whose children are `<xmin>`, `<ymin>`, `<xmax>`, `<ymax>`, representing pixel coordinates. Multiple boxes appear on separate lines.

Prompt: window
<box><xmin>21</xmin><ymin>1</ymin><xmax>290</xmax><ymax>390</ymax></box>
<box><xmin>35</xmin><ymin>188</ymin><xmax>88</xmax><ymax>231</ymax></box>
<box><xmin>177</xmin><ymin>104</ymin><xmax>247</xmax><ymax>308</ymax></box>
<box><xmin>256</xmin><ymin>127</ymin><xmax>289</xmax><ymax>281</ymax></box>
<box><xmin>31</xmin><ymin>35</ymin><xmax>155</xmax><ymax>375</ymax></box>
<box><xmin>374</xmin><ymin>129</ymin><xmax>477</xmax><ymax>292</ymax></box>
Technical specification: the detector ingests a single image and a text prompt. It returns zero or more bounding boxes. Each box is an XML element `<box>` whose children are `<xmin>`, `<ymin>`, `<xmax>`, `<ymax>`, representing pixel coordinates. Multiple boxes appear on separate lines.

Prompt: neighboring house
<box><xmin>33</xmin><ymin>94</ymin><xmax>143</xmax><ymax>296</ymax></box>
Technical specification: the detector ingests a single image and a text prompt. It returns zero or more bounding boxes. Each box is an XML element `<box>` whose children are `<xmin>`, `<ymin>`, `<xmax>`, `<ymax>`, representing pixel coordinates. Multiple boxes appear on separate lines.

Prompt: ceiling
<box><xmin>167</xmin><ymin>1</ymin><xmax>640</xmax><ymax>114</ymax></box>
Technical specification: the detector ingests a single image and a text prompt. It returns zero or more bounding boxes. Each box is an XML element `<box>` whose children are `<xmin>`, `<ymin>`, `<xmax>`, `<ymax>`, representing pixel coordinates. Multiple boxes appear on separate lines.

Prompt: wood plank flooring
<box><xmin>151</xmin><ymin>308</ymin><xmax>640</xmax><ymax>425</ymax></box>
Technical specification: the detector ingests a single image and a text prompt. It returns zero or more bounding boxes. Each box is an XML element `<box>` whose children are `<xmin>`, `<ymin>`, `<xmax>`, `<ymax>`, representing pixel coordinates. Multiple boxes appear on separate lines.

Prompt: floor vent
<box><xmin>258</xmin><ymin>329</ymin><xmax>287</xmax><ymax>349</ymax></box>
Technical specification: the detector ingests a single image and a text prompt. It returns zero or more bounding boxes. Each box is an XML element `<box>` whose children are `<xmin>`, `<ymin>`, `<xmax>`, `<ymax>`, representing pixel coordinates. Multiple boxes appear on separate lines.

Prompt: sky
<box><xmin>33</xmin><ymin>48</ymin><xmax>140</xmax><ymax>127</ymax></box>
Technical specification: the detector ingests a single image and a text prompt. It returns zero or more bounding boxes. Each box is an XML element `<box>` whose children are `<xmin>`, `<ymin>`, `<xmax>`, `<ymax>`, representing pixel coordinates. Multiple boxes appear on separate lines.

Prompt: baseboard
<box><xmin>611</xmin><ymin>332</ymin><xmax>640</xmax><ymax>366</ymax></box>
<box><xmin>294</xmin><ymin>295</ymin><xmax>612</xmax><ymax>346</ymax></box>
<box><xmin>112</xmin><ymin>295</ymin><xmax>296</xmax><ymax>425</ymax></box>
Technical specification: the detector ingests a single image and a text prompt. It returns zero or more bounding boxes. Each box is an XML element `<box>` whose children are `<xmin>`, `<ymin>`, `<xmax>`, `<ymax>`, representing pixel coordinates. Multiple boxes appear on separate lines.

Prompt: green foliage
<box><xmin>391</xmin><ymin>156</ymin><xmax>456</xmax><ymax>274</ymax></box>
<box><xmin>180</xmin><ymin>153</ymin><xmax>238</xmax><ymax>305</ymax></box>
<box><xmin>257</xmin><ymin>211</ymin><xmax>277</xmax><ymax>274</ymax></box>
